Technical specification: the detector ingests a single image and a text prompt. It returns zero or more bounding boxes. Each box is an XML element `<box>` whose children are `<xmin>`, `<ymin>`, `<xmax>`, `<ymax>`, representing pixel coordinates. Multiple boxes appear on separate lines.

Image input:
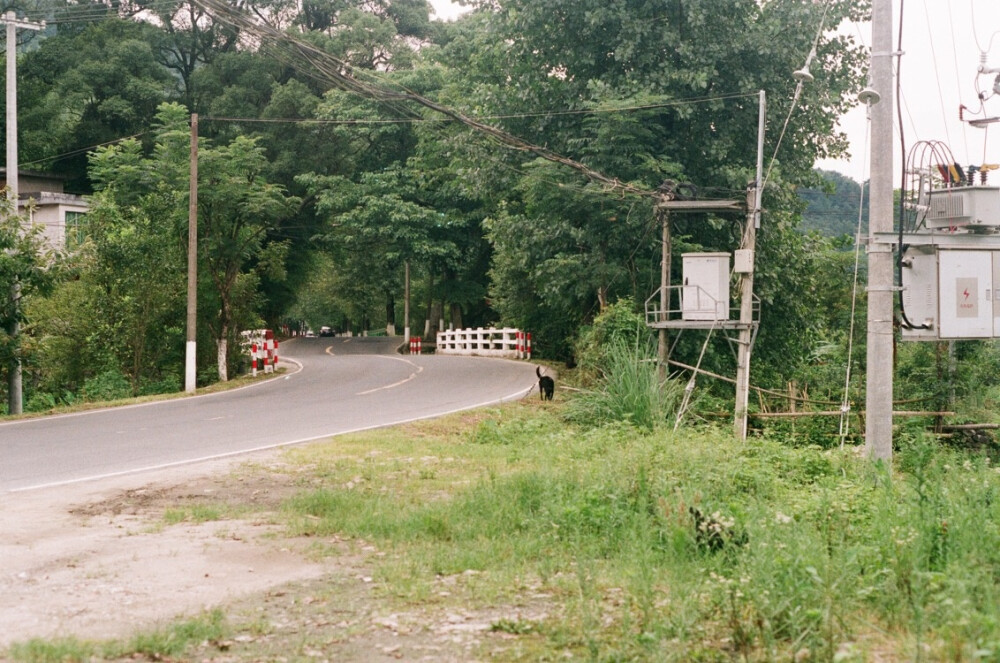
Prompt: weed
<box><xmin>163</xmin><ymin>504</ymin><xmax>224</xmax><ymax>524</ymax></box>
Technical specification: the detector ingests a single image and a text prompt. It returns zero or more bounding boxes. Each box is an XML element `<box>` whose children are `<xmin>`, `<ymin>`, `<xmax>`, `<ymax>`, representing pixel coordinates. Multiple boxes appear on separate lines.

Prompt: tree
<box><xmin>0</xmin><ymin>201</ymin><xmax>65</xmax><ymax>413</ymax></box>
<box><xmin>303</xmin><ymin>165</ymin><xmax>456</xmax><ymax>333</ymax></box>
<box><xmin>799</xmin><ymin>169</ymin><xmax>869</xmax><ymax>237</ymax></box>
<box><xmin>88</xmin><ymin>103</ymin><xmax>297</xmax><ymax>383</ymax></box>
<box><xmin>198</xmin><ymin>131</ymin><xmax>297</xmax><ymax>379</ymax></box>
<box><xmin>15</xmin><ymin>18</ymin><xmax>177</xmax><ymax>190</ymax></box>
<box><xmin>430</xmin><ymin>0</ymin><xmax>868</xmax><ymax>374</ymax></box>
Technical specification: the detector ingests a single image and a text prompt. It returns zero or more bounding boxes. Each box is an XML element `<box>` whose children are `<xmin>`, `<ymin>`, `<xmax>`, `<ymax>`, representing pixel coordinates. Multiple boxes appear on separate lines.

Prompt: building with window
<box><xmin>0</xmin><ymin>169</ymin><xmax>89</xmax><ymax>249</ymax></box>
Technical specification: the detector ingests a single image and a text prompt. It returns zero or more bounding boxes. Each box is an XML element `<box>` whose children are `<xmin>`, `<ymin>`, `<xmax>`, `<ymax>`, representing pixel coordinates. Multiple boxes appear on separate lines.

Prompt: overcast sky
<box><xmin>816</xmin><ymin>1</ymin><xmax>1000</xmax><ymax>184</ymax></box>
<box><xmin>426</xmin><ymin>1</ymin><xmax>1000</xmax><ymax>185</ymax></box>
<box><xmin>428</xmin><ymin>0</ymin><xmax>466</xmax><ymax>21</ymax></box>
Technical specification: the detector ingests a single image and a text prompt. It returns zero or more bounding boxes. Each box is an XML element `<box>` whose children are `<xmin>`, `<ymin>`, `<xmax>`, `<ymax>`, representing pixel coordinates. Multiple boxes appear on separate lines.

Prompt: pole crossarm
<box><xmin>1</xmin><ymin>11</ymin><xmax>44</xmax><ymax>32</ymax></box>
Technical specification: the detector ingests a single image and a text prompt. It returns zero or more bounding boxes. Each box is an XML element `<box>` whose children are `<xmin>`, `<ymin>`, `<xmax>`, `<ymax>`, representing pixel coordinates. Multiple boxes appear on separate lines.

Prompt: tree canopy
<box><xmin>2</xmin><ymin>0</ymin><xmax>872</xmax><ymax>410</ymax></box>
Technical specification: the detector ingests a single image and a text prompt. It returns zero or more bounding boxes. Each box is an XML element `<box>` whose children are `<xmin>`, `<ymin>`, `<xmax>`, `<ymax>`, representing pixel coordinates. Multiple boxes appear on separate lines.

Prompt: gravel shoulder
<box><xmin>0</xmin><ymin>450</ymin><xmax>543</xmax><ymax>662</ymax></box>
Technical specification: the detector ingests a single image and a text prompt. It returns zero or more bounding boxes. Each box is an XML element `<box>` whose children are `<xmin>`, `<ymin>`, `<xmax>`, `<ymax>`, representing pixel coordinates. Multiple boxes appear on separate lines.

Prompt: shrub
<box><xmin>566</xmin><ymin>339</ymin><xmax>684</xmax><ymax>430</ymax></box>
<box><xmin>574</xmin><ymin>299</ymin><xmax>647</xmax><ymax>384</ymax></box>
<box><xmin>81</xmin><ymin>369</ymin><xmax>132</xmax><ymax>402</ymax></box>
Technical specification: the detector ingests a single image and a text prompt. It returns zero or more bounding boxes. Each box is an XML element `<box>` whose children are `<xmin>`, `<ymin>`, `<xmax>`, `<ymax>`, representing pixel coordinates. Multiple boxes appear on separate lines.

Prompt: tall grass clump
<box><xmin>565</xmin><ymin>339</ymin><xmax>683</xmax><ymax>430</ymax></box>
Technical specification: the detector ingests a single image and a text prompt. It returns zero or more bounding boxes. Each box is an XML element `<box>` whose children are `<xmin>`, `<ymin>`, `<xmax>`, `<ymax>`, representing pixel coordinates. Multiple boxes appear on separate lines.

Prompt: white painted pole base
<box><xmin>185</xmin><ymin>341</ymin><xmax>197</xmax><ymax>393</ymax></box>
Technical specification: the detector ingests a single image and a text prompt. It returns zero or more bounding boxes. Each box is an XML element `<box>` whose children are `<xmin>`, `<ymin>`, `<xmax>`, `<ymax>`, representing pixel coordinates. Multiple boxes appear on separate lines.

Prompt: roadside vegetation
<box><xmin>1</xmin><ymin>0</ymin><xmax>870</xmax><ymax>411</ymax></box>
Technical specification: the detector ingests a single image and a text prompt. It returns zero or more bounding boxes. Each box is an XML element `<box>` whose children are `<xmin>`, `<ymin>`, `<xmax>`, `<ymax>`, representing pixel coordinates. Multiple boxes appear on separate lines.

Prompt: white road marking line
<box><xmin>10</xmin><ymin>383</ymin><xmax>534</xmax><ymax>493</ymax></box>
<box><xmin>357</xmin><ymin>356</ymin><xmax>423</xmax><ymax>395</ymax></box>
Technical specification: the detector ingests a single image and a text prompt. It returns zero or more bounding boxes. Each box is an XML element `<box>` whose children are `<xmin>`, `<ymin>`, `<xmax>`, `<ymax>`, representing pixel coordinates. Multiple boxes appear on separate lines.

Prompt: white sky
<box><xmin>816</xmin><ymin>0</ymin><xmax>1000</xmax><ymax>183</ymax></box>
<box><xmin>427</xmin><ymin>1</ymin><xmax>1000</xmax><ymax>185</ymax></box>
<box><xmin>428</xmin><ymin>0</ymin><xmax>466</xmax><ymax>21</ymax></box>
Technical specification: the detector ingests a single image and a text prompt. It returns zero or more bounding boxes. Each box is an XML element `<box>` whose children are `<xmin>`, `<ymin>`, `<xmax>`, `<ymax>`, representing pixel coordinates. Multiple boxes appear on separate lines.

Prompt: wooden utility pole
<box><xmin>404</xmin><ymin>260</ymin><xmax>411</xmax><ymax>344</ymax></box>
<box><xmin>734</xmin><ymin>90</ymin><xmax>766</xmax><ymax>441</ymax></box>
<box><xmin>866</xmin><ymin>0</ymin><xmax>894</xmax><ymax>461</ymax></box>
<box><xmin>657</xmin><ymin>201</ymin><xmax>671</xmax><ymax>381</ymax></box>
<box><xmin>186</xmin><ymin>114</ymin><xmax>198</xmax><ymax>393</ymax></box>
<box><xmin>4</xmin><ymin>10</ymin><xmax>44</xmax><ymax>415</ymax></box>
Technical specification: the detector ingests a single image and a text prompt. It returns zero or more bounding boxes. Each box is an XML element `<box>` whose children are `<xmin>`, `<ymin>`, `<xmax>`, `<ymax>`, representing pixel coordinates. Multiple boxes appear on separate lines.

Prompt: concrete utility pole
<box><xmin>866</xmin><ymin>0</ymin><xmax>894</xmax><ymax>461</ymax></box>
<box><xmin>186</xmin><ymin>114</ymin><xmax>198</xmax><ymax>393</ymax></box>
<box><xmin>4</xmin><ymin>10</ymin><xmax>44</xmax><ymax>415</ymax></box>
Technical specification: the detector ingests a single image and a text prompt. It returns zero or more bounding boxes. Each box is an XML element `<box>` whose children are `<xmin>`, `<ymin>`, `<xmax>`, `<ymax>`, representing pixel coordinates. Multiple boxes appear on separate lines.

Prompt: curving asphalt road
<box><xmin>0</xmin><ymin>337</ymin><xmax>537</xmax><ymax>492</ymax></box>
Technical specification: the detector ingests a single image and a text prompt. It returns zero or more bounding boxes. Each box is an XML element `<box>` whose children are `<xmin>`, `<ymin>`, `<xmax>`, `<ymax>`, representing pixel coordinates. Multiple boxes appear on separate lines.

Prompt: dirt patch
<box><xmin>0</xmin><ymin>452</ymin><xmax>549</xmax><ymax>661</ymax></box>
<box><xmin>0</xmin><ymin>455</ymin><xmax>322</xmax><ymax>648</ymax></box>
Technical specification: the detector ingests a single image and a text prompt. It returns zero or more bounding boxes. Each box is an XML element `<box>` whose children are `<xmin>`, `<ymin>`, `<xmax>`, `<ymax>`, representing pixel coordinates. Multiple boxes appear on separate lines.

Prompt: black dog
<box><xmin>536</xmin><ymin>366</ymin><xmax>554</xmax><ymax>401</ymax></box>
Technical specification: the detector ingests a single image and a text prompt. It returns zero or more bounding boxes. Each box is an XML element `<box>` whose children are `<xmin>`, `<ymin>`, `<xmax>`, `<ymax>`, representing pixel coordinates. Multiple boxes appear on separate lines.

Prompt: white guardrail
<box><xmin>435</xmin><ymin>327</ymin><xmax>531</xmax><ymax>359</ymax></box>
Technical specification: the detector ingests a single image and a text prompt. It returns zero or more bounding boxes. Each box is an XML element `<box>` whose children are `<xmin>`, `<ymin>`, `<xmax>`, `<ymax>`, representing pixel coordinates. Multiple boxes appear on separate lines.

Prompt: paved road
<box><xmin>0</xmin><ymin>337</ymin><xmax>537</xmax><ymax>492</ymax></box>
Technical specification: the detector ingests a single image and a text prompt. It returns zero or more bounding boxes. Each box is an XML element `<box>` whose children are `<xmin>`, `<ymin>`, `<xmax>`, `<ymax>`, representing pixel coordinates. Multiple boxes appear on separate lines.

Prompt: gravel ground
<box><xmin>1</xmin><ymin>451</ymin><xmax>547</xmax><ymax>662</ymax></box>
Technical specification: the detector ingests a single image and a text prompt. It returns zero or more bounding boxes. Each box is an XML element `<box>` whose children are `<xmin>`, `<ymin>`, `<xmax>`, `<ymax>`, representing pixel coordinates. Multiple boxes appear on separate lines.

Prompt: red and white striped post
<box><xmin>251</xmin><ymin>342</ymin><xmax>258</xmax><ymax>377</ymax></box>
<box><xmin>526</xmin><ymin>333</ymin><xmax>532</xmax><ymax>360</ymax></box>
<box><xmin>410</xmin><ymin>337</ymin><xmax>422</xmax><ymax>354</ymax></box>
<box><xmin>516</xmin><ymin>331</ymin><xmax>524</xmax><ymax>359</ymax></box>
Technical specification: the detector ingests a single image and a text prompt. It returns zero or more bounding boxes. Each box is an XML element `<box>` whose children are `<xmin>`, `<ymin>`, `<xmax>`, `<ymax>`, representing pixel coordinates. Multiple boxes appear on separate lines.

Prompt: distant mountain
<box><xmin>799</xmin><ymin>169</ymin><xmax>869</xmax><ymax>237</ymax></box>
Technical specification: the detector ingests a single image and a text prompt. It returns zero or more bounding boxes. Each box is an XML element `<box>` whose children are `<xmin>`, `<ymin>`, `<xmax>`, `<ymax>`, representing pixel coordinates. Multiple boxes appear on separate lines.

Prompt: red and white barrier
<box><xmin>436</xmin><ymin>327</ymin><xmax>533</xmax><ymax>359</ymax></box>
<box><xmin>409</xmin><ymin>337</ymin><xmax>423</xmax><ymax>354</ymax></box>
<box><xmin>242</xmin><ymin>328</ymin><xmax>279</xmax><ymax>376</ymax></box>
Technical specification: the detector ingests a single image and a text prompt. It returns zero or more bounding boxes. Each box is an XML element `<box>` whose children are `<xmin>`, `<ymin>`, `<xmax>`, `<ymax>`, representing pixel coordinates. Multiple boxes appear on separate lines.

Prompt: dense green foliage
<box><xmin>1</xmin><ymin>0</ymin><xmax>890</xmax><ymax>411</ymax></box>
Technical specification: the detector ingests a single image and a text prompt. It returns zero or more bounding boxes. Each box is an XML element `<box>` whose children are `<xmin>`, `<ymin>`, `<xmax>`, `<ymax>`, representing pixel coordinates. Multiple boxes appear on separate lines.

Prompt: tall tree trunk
<box><xmin>216</xmin><ymin>296</ymin><xmax>231</xmax><ymax>382</ymax></box>
<box><xmin>450</xmin><ymin>303</ymin><xmax>462</xmax><ymax>330</ymax></box>
<box><xmin>216</xmin><ymin>330</ymin><xmax>228</xmax><ymax>382</ymax></box>
<box><xmin>385</xmin><ymin>292</ymin><xmax>396</xmax><ymax>336</ymax></box>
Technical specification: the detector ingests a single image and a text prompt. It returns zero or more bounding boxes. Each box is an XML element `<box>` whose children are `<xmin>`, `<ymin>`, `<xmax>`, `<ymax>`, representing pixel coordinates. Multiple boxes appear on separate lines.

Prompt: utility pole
<box><xmin>186</xmin><ymin>114</ymin><xmax>198</xmax><ymax>393</ymax></box>
<box><xmin>866</xmin><ymin>0</ymin><xmax>894</xmax><ymax>461</ymax></box>
<box><xmin>656</xmin><ymin>201</ymin><xmax>671</xmax><ymax>382</ymax></box>
<box><xmin>733</xmin><ymin>91</ymin><xmax>766</xmax><ymax>441</ymax></box>
<box><xmin>4</xmin><ymin>10</ymin><xmax>44</xmax><ymax>415</ymax></box>
<box><xmin>404</xmin><ymin>260</ymin><xmax>410</xmax><ymax>344</ymax></box>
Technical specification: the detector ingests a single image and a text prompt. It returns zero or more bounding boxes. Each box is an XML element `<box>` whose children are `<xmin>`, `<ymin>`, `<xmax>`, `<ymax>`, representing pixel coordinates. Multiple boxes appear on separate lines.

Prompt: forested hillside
<box><xmin>799</xmin><ymin>169</ymin><xmax>868</xmax><ymax>236</ymax></box>
<box><xmin>0</xmin><ymin>0</ymin><xmax>874</xmax><ymax>411</ymax></box>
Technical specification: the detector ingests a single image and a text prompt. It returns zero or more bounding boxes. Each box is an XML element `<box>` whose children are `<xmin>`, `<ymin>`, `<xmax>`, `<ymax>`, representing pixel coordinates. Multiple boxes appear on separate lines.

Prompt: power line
<box><xmin>19</xmin><ymin>132</ymin><xmax>151</xmax><ymax>169</ymax></box>
<box><xmin>188</xmin><ymin>0</ymin><xmax>753</xmax><ymax>204</ymax></box>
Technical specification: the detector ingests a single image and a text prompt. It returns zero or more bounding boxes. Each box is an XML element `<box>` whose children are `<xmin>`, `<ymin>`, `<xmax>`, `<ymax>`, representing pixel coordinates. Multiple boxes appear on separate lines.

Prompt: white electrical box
<box><xmin>900</xmin><ymin>247</ymin><xmax>937</xmax><ymax>339</ymax></box>
<box><xmin>681</xmin><ymin>252</ymin><xmax>730</xmax><ymax>321</ymax></box>
<box><xmin>734</xmin><ymin>249</ymin><xmax>754</xmax><ymax>274</ymax></box>
<box><xmin>926</xmin><ymin>186</ymin><xmax>1000</xmax><ymax>229</ymax></box>
<box><xmin>938</xmin><ymin>250</ymin><xmax>992</xmax><ymax>338</ymax></box>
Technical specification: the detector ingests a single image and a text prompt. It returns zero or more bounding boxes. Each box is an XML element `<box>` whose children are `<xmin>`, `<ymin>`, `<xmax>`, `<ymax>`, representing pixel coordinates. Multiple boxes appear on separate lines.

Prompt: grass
<box><xmin>10</xmin><ymin>367</ymin><xmax>1000</xmax><ymax>660</ymax></box>
<box><xmin>163</xmin><ymin>503</ymin><xmax>226</xmax><ymax>524</ymax></box>
<box><xmin>274</xmin><ymin>405</ymin><xmax>1000</xmax><ymax>661</ymax></box>
<box><xmin>6</xmin><ymin>610</ymin><xmax>227</xmax><ymax>663</ymax></box>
